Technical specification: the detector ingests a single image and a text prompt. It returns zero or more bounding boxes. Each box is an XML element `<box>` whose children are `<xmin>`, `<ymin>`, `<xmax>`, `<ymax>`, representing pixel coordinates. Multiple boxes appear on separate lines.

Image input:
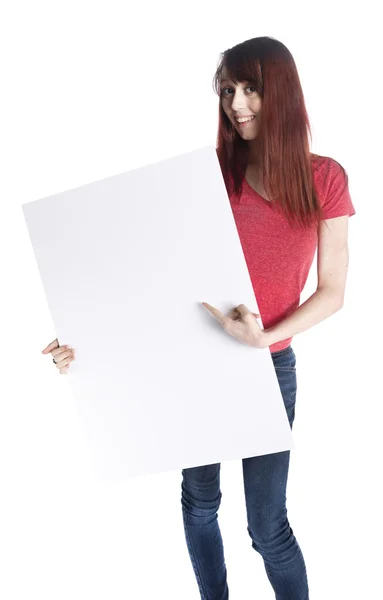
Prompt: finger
<box><xmin>202</xmin><ymin>302</ymin><xmax>226</xmax><ymax>325</ymax></box>
<box><xmin>53</xmin><ymin>349</ymin><xmax>75</xmax><ymax>366</ymax></box>
<box><xmin>228</xmin><ymin>307</ymin><xmax>240</xmax><ymax>320</ymax></box>
<box><xmin>60</xmin><ymin>366</ymin><xmax>69</xmax><ymax>375</ymax></box>
<box><xmin>228</xmin><ymin>307</ymin><xmax>258</xmax><ymax>321</ymax></box>
<box><xmin>236</xmin><ymin>304</ymin><xmax>253</xmax><ymax>321</ymax></box>
<box><xmin>51</xmin><ymin>346</ymin><xmax>72</xmax><ymax>359</ymax></box>
<box><xmin>230</xmin><ymin>309</ymin><xmax>260</xmax><ymax>320</ymax></box>
<box><xmin>41</xmin><ymin>338</ymin><xmax>59</xmax><ymax>354</ymax></box>
<box><xmin>55</xmin><ymin>353</ymin><xmax>75</xmax><ymax>369</ymax></box>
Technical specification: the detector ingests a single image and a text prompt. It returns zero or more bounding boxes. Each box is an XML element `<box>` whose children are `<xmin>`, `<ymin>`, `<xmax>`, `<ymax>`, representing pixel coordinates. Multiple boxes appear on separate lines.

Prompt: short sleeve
<box><xmin>321</xmin><ymin>159</ymin><xmax>356</xmax><ymax>220</ymax></box>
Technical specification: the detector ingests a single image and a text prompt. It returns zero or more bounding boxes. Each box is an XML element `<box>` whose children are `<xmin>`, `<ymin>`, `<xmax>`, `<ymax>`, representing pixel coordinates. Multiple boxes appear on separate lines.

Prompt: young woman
<box><xmin>42</xmin><ymin>36</ymin><xmax>355</xmax><ymax>600</ymax></box>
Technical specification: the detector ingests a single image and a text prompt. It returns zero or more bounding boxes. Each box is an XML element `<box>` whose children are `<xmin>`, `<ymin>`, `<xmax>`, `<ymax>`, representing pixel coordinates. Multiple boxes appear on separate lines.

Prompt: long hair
<box><xmin>212</xmin><ymin>36</ymin><xmax>324</xmax><ymax>229</ymax></box>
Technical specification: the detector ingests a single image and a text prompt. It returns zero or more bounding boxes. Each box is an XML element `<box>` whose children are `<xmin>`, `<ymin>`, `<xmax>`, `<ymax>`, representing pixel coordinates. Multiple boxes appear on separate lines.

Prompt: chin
<box><xmin>240</xmin><ymin>132</ymin><xmax>258</xmax><ymax>140</ymax></box>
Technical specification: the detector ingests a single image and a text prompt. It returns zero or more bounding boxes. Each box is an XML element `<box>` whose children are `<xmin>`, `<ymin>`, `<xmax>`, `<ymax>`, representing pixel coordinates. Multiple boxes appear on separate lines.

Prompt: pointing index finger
<box><xmin>202</xmin><ymin>302</ymin><xmax>226</xmax><ymax>324</ymax></box>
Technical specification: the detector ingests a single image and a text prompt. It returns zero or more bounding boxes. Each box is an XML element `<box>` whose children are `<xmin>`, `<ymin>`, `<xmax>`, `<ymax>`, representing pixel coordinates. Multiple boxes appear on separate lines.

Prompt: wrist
<box><xmin>260</xmin><ymin>328</ymin><xmax>274</xmax><ymax>348</ymax></box>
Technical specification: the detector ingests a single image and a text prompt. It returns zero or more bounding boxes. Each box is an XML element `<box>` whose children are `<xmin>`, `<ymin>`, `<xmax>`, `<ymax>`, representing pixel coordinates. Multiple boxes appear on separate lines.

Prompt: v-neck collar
<box><xmin>243</xmin><ymin>176</ymin><xmax>273</xmax><ymax>205</ymax></box>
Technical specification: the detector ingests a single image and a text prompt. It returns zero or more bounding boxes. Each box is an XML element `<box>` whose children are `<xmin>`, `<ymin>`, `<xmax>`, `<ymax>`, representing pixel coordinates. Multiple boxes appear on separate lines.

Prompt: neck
<box><xmin>247</xmin><ymin>140</ymin><xmax>263</xmax><ymax>171</ymax></box>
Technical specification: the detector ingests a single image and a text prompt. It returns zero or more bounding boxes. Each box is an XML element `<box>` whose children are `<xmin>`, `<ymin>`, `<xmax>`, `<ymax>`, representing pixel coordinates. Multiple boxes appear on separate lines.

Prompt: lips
<box><xmin>235</xmin><ymin>115</ymin><xmax>256</xmax><ymax>124</ymax></box>
<box><xmin>235</xmin><ymin>117</ymin><xmax>256</xmax><ymax>128</ymax></box>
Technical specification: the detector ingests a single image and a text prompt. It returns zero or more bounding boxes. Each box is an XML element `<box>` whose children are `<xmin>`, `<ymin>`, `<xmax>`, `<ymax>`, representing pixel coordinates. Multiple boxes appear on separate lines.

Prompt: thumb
<box><xmin>41</xmin><ymin>338</ymin><xmax>59</xmax><ymax>354</ymax></box>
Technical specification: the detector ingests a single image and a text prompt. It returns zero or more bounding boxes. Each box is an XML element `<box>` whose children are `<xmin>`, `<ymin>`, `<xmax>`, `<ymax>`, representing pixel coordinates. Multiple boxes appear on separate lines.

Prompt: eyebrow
<box><xmin>220</xmin><ymin>79</ymin><xmax>249</xmax><ymax>85</ymax></box>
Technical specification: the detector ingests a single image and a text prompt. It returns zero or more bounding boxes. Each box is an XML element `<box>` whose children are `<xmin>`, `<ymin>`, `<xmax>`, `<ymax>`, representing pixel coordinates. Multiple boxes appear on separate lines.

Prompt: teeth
<box><xmin>236</xmin><ymin>116</ymin><xmax>255</xmax><ymax>123</ymax></box>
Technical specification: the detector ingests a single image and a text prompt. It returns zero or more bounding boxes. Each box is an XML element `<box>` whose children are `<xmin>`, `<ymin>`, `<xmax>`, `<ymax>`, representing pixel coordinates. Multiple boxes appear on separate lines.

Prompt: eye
<box><xmin>221</xmin><ymin>85</ymin><xmax>257</xmax><ymax>96</ymax></box>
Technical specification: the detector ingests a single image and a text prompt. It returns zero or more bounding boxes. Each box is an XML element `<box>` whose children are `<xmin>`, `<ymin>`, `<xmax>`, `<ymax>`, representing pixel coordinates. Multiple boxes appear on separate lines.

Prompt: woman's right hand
<box><xmin>41</xmin><ymin>338</ymin><xmax>76</xmax><ymax>375</ymax></box>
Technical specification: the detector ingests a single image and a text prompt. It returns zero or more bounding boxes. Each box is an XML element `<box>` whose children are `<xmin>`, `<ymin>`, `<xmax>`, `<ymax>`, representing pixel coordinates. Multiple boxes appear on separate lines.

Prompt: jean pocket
<box><xmin>274</xmin><ymin>351</ymin><xmax>296</xmax><ymax>373</ymax></box>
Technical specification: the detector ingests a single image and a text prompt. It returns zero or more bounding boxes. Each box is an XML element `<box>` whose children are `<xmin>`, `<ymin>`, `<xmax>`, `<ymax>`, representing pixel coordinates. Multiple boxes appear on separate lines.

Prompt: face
<box><xmin>220</xmin><ymin>66</ymin><xmax>262</xmax><ymax>141</ymax></box>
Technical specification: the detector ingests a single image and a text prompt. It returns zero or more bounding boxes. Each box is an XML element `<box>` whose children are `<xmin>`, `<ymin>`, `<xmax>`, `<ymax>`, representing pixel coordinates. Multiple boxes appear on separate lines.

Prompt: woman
<box><xmin>42</xmin><ymin>36</ymin><xmax>355</xmax><ymax>600</ymax></box>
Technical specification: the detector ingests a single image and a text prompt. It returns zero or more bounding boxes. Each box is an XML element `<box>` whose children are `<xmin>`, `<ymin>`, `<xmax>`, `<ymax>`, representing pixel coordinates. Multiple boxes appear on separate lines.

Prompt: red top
<box><xmin>229</xmin><ymin>155</ymin><xmax>356</xmax><ymax>353</ymax></box>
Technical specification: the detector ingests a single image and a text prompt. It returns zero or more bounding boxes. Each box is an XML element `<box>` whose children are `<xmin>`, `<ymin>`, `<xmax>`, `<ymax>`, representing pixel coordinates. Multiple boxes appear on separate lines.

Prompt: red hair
<box><xmin>212</xmin><ymin>36</ymin><xmax>325</xmax><ymax>229</ymax></box>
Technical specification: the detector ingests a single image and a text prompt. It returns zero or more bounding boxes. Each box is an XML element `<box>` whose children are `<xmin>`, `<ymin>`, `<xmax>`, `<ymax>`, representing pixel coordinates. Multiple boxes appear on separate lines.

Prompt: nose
<box><xmin>230</xmin><ymin>88</ymin><xmax>248</xmax><ymax>112</ymax></box>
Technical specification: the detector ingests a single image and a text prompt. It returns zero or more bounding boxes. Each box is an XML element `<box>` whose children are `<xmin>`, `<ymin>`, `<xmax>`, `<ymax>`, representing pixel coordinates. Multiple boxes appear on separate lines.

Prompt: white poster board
<box><xmin>22</xmin><ymin>146</ymin><xmax>294</xmax><ymax>481</ymax></box>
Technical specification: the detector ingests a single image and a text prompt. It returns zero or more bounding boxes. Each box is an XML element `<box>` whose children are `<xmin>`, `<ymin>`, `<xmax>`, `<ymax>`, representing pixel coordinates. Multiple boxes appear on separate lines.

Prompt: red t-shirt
<box><xmin>229</xmin><ymin>155</ymin><xmax>356</xmax><ymax>353</ymax></box>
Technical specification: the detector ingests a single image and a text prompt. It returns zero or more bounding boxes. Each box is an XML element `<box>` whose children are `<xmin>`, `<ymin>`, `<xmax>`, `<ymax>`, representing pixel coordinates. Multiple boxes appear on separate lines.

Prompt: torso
<box><xmin>245</xmin><ymin>165</ymin><xmax>272</xmax><ymax>202</ymax></box>
<box><xmin>230</xmin><ymin>154</ymin><xmax>355</xmax><ymax>353</ymax></box>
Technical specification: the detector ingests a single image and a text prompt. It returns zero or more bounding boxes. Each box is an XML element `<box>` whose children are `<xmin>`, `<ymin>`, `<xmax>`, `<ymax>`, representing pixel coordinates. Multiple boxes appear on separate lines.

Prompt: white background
<box><xmin>0</xmin><ymin>1</ymin><xmax>381</xmax><ymax>599</ymax></box>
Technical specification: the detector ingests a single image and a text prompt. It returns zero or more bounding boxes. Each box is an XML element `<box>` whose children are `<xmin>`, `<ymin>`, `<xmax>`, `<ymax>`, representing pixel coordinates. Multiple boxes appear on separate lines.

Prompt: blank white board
<box><xmin>22</xmin><ymin>146</ymin><xmax>294</xmax><ymax>481</ymax></box>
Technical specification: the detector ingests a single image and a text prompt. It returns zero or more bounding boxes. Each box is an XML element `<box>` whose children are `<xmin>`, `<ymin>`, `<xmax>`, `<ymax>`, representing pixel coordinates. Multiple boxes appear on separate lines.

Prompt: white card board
<box><xmin>22</xmin><ymin>146</ymin><xmax>294</xmax><ymax>481</ymax></box>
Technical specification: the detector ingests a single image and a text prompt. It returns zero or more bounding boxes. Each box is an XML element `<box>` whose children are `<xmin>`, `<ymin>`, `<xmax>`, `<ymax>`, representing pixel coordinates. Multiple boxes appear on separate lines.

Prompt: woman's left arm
<box><xmin>262</xmin><ymin>215</ymin><xmax>350</xmax><ymax>347</ymax></box>
<box><xmin>203</xmin><ymin>215</ymin><xmax>350</xmax><ymax>348</ymax></box>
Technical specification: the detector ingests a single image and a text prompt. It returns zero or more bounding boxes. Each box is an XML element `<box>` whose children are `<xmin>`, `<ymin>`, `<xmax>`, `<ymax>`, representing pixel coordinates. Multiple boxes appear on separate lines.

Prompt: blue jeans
<box><xmin>181</xmin><ymin>345</ymin><xmax>309</xmax><ymax>600</ymax></box>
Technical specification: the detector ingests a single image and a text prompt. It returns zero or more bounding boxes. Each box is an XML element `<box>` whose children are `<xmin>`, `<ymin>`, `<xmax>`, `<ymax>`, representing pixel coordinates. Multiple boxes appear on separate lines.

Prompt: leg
<box><xmin>242</xmin><ymin>346</ymin><xmax>309</xmax><ymax>600</ymax></box>
<box><xmin>181</xmin><ymin>462</ymin><xmax>229</xmax><ymax>600</ymax></box>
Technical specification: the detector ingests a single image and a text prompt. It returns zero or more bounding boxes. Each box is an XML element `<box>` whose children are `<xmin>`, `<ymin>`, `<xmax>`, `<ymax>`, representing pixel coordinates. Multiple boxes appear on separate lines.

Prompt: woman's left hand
<box><xmin>202</xmin><ymin>303</ymin><xmax>268</xmax><ymax>349</ymax></box>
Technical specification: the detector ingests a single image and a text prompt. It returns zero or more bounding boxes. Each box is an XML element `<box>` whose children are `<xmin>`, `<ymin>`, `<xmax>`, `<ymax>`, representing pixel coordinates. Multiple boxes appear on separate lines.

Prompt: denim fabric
<box><xmin>181</xmin><ymin>345</ymin><xmax>309</xmax><ymax>599</ymax></box>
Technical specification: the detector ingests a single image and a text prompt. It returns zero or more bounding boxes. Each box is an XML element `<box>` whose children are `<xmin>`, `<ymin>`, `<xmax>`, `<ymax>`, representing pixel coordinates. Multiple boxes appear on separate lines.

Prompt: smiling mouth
<box><xmin>235</xmin><ymin>116</ymin><xmax>256</xmax><ymax>127</ymax></box>
<box><xmin>235</xmin><ymin>115</ymin><xmax>255</xmax><ymax>122</ymax></box>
